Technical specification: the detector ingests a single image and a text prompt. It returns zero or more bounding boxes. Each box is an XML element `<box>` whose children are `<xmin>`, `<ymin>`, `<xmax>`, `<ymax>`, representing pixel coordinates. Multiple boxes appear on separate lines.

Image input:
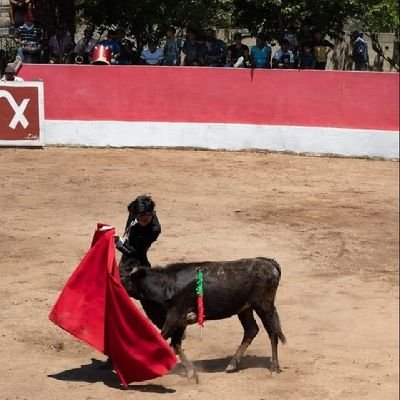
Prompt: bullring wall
<box><xmin>19</xmin><ymin>64</ymin><xmax>399</xmax><ymax>158</ymax></box>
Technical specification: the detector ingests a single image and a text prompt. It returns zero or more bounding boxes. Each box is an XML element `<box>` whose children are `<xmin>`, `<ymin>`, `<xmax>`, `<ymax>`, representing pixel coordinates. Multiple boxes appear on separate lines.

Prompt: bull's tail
<box><xmin>274</xmin><ymin>307</ymin><xmax>286</xmax><ymax>344</ymax></box>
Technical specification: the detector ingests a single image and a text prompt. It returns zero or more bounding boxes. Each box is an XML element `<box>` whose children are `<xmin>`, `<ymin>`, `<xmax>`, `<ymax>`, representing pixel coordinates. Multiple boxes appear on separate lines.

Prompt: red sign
<box><xmin>0</xmin><ymin>83</ymin><xmax>43</xmax><ymax>143</ymax></box>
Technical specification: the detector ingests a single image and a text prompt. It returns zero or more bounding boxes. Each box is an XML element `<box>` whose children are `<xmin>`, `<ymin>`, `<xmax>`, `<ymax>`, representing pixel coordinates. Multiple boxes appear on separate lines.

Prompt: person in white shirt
<box><xmin>272</xmin><ymin>38</ymin><xmax>295</xmax><ymax>69</ymax></box>
<box><xmin>1</xmin><ymin>65</ymin><xmax>24</xmax><ymax>82</ymax></box>
<box><xmin>73</xmin><ymin>27</ymin><xmax>97</xmax><ymax>64</ymax></box>
<box><xmin>140</xmin><ymin>40</ymin><xmax>164</xmax><ymax>65</ymax></box>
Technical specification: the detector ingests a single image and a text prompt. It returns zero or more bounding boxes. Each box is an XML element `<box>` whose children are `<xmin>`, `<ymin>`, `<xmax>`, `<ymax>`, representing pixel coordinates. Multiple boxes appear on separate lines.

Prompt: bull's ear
<box><xmin>130</xmin><ymin>267</ymin><xmax>147</xmax><ymax>279</ymax></box>
<box><xmin>127</xmin><ymin>201</ymin><xmax>133</xmax><ymax>212</ymax></box>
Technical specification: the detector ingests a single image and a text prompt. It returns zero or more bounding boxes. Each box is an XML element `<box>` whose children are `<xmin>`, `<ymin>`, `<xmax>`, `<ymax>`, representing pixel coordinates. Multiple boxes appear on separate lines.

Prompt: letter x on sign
<box><xmin>0</xmin><ymin>90</ymin><xmax>30</xmax><ymax>129</ymax></box>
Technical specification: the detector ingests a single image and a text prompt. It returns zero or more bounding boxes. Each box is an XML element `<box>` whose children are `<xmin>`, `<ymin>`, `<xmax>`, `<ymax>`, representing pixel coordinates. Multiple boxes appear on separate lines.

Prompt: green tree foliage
<box><xmin>76</xmin><ymin>0</ymin><xmax>232</xmax><ymax>46</ymax></box>
<box><xmin>232</xmin><ymin>0</ymin><xmax>360</xmax><ymax>39</ymax></box>
<box><xmin>351</xmin><ymin>0</ymin><xmax>399</xmax><ymax>70</ymax></box>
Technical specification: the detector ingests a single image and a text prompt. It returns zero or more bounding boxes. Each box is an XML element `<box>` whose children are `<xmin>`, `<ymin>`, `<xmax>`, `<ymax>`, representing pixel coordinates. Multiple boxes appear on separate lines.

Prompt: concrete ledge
<box><xmin>44</xmin><ymin>120</ymin><xmax>399</xmax><ymax>159</ymax></box>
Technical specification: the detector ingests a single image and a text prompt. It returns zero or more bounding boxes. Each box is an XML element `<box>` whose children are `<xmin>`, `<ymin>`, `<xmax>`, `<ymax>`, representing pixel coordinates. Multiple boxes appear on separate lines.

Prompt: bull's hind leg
<box><xmin>254</xmin><ymin>303</ymin><xmax>286</xmax><ymax>373</ymax></box>
<box><xmin>226</xmin><ymin>308</ymin><xmax>260</xmax><ymax>373</ymax></box>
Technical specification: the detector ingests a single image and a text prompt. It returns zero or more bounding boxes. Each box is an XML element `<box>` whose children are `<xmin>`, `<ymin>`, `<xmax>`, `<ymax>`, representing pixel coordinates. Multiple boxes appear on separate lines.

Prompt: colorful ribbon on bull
<box><xmin>196</xmin><ymin>268</ymin><xmax>204</xmax><ymax>339</ymax></box>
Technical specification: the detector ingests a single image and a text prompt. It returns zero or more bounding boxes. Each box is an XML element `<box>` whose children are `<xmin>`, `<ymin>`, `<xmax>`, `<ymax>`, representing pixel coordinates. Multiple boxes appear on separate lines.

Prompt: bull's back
<box><xmin>166</xmin><ymin>258</ymin><xmax>281</xmax><ymax>320</ymax></box>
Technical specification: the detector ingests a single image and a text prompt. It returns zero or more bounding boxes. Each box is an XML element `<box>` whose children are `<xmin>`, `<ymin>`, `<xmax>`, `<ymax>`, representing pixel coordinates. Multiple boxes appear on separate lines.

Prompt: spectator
<box><xmin>350</xmin><ymin>31</ymin><xmax>369</xmax><ymax>71</ymax></box>
<box><xmin>226</xmin><ymin>32</ymin><xmax>249</xmax><ymax>68</ymax></box>
<box><xmin>0</xmin><ymin>65</ymin><xmax>24</xmax><ymax>82</ymax></box>
<box><xmin>204</xmin><ymin>29</ymin><xmax>226</xmax><ymax>67</ymax></box>
<box><xmin>250</xmin><ymin>34</ymin><xmax>271</xmax><ymax>68</ymax></box>
<box><xmin>299</xmin><ymin>44</ymin><xmax>315</xmax><ymax>69</ymax></box>
<box><xmin>14</xmin><ymin>14</ymin><xmax>41</xmax><ymax>63</ymax></box>
<box><xmin>283</xmin><ymin>28</ymin><xmax>298</xmax><ymax>68</ymax></box>
<box><xmin>140</xmin><ymin>39</ymin><xmax>164</xmax><ymax>65</ymax></box>
<box><xmin>48</xmin><ymin>25</ymin><xmax>75</xmax><ymax>64</ymax></box>
<box><xmin>205</xmin><ymin>28</ymin><xmax>226</xmax><ymax>65</ymax></box>
<box><xmin>312</xmin><ymin>29</ymin><xmax>334</xmax><ymax>70</ymax></box>
<box><xmin>164</xmin><ymin>27</ymin><xmax>182</xmax><ymax>66</ymax></box>
<box><xmin>73</xmin><ymin>27</ymin><xmax>97</xmax><ymax>64</ymax></box>
<box><xmin>272</xmin><ymin>38</ymin><xmax>295</xmax><ymax>69</ymax></box>
<box><xmin>116</xmin><ymin>28</ymin><xmax>133</xmax><ymax>65</ymax></box>
<box><xmin>99</xmin><ymin>30</ymin><xmax>120</xmax><ymax>64</ymax></box>
<box><xmin>182</xmin><ymin>31</ymin><xmax>205</xmax><ymax>66</ymax></box>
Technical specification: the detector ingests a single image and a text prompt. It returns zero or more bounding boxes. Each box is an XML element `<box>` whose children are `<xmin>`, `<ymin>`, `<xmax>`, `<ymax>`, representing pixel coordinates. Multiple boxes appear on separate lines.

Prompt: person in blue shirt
<box><xmin>250</xmin><ymin>34</ymin><xmax>271</xmax><ymax>68</ymax></box>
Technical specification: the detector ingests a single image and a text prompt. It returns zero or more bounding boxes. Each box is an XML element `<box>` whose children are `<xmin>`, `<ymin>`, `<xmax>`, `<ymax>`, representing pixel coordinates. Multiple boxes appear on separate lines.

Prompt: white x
<box><xmin>0</xmin><ymin>90</ymin><xmax>30</xmax><ymax>129</ymax></box>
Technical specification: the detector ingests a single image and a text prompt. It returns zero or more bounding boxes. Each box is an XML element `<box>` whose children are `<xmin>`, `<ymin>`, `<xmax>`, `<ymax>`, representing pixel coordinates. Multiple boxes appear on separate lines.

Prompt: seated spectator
<box><xmin>312</xmin><ymin>29</ymin><xmax>334</xmax><ymax>70</ymax></box>
<box><xmin>140</xmin><ymin>39</ymin><xmax>164</xmax><ymax>65</ymax></box>
<box><xmin>182</xmin><ymin>31</ymin><xmax>205</xmax><ymax>66</ymax></box>
<box><xmin>48</xmin><ymin>25</ymin><xmax>75</xmax><ymax>64</ymax></box>
<box><xmin>350</xmin><ymin>31</ymin><xmax>369</xmax><ymax>71</ymax></box>
<box><xmin>14</xmin><ymin>14</ymin><xmax>41</xmax><ymax>63</ymax></box>
<box><xmin>299</xmin><ymin>44</ymin><xmax>315</xmax><ymax>69</ymax></box>
<box><xmin>0</xmin><ymin>65</ymin><xmax>24</xmax><ymax>82</ymax></box>
<box><xmin>204</xmin><ymin>30</ymin><xmax>226</xmax><ymax>67</ymax></box>
<box><xmin>272</xmin><ymin>38</ymin><xmax>295</xmax><ymax>69</ymax></box>
<box><xmin>226</xmin><ymin>32</ymin><xmax>249</xmax><ymax>68</ymax></box>
<box><xmin>250</xmin><ymin>34</ymin><xmax>271</xmax><ymax>68</ymax></box>
<box><xmin>164</xmin><ymin>27</ymin><xmax>182</xmax><ymax>66</ymax></box>
<box><xmin>116</xmin><ymin>28</ymin><xmax>133</xmax><ymax>65</ymax></box>
<box><xmin>73</xmin><ymin>27</ymin><xmax>97</xmax><ymax>64</ymax></box>
<box><xmin>99</xmin><ymin>30</ymin><xmax>120</xmax><ymax>64</ymax></box>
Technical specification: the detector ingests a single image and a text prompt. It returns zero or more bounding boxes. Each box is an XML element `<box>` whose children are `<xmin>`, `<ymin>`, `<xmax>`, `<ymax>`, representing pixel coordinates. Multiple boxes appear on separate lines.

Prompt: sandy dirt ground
<box><xmin>0</xmin><ymin>147</ymin><xmax>398</xmax><ymax>400</ymax></box>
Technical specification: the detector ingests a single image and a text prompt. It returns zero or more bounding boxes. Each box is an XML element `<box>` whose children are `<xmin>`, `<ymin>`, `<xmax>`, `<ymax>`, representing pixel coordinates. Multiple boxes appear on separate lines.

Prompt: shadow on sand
<box><xmin>49</xmin><ymin>355</ymin><xmax>272</xmax><ymax>389</ymax></box>
<box><xmin>48</xmin><ymin>358</ymin><xmax>176</xmax><ymax>393</ymax></box>
<box><xmin>171</xmin><ymin>355</ymin><xmax>272</xmax><ymax>375</ymax></box>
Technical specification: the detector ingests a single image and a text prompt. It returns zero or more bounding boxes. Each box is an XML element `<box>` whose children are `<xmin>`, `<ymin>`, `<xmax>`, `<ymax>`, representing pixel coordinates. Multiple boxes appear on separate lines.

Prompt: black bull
<box><xmin>119</xmin><ymin>257</ymin><xmax>286</xmax><ymax>380</ymax></box>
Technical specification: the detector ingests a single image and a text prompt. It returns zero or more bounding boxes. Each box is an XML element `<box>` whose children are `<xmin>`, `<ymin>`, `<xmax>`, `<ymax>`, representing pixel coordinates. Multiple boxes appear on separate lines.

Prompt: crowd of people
<box><xmin>1</xmin><ymin>2</ymin><xmax>370</xmax><ymax>77</ymax></box>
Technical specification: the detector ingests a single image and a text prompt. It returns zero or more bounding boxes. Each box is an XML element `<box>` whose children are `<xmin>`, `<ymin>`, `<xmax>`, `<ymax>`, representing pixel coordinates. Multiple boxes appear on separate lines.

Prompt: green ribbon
<box><xmin>196</xmin><ymin>268</ymin><xmax>204</xmax><ymax>296</ymax></box>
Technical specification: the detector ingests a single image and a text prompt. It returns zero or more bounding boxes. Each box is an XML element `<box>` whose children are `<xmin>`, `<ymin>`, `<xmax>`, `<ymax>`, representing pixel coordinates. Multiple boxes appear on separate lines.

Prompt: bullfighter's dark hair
<box><xmin>128</xmin><ymin>195</ymin><xmax>155</xmax><ymax>217</ymax></box>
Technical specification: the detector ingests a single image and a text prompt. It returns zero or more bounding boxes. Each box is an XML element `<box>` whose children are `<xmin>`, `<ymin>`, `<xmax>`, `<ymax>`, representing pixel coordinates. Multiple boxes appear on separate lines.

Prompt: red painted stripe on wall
<box><xmin>20</xmin><ymin>65</ymin><xmax>399</xmax><ymax>131</ymax></box>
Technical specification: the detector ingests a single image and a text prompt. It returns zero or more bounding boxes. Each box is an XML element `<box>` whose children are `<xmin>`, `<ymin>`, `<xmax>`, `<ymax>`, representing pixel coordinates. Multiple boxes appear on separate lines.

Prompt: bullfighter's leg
<box><xmin>254</xmin><ymin>303</ymin><xmax>284</xmax><ymax>372</ymax></box>
<box><xmin>226</xmin><ymin>308</ymin><xmax>260</xmax><ymax>373</ymax></box>
<box><xmin>171</xmin><ymin>328</ymin><xmax>199</xmax><ymax>383</ymax></box>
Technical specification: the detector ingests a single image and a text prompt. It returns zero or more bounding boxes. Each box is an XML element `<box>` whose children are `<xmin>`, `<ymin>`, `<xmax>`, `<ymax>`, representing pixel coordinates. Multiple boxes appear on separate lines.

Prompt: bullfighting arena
<box><xmin>0</xmin><ymin>147</ymin><xmax>398</xmax><ymax>400</ymax></box>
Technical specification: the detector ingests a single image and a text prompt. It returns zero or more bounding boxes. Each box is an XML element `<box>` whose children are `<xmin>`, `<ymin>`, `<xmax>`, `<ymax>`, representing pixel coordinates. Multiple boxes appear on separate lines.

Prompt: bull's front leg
<box><xmin>174</xmin><ymin>342</ymin><xmax>199</xmax><ymax>383</ymax></box>
<box><xmin>161</xmin><ymin>311</ymin><xmax>199</xmax><ymax>383</ymax></box>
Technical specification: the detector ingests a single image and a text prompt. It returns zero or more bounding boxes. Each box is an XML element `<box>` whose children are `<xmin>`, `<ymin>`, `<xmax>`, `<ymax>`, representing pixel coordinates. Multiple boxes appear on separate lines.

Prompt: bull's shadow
<box><xmin>48</xmin><ymin>358</ymin><xmax>176</xmax><ymax>393</ymax></box>
<box><xmin>171</xmin><ymin>355</ymin><xmax>272</xmax><ymax>376</ymax></box>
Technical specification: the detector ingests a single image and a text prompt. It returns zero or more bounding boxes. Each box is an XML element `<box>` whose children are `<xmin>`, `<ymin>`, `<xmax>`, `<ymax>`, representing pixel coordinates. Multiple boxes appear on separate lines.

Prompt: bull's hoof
<box><xmin>225</xmin><ymin>359</ymin><xmax>239</xmax><ymax>373</ymax></box>
<box><xmin>186</xmin><ymin>368</ymin><xmax>199</xmax><ymax>384</ymax></box>
<box><xmin>269</xmin><ymin>362</ymin><xmax>282</xmax><ymax>374</ymax></box>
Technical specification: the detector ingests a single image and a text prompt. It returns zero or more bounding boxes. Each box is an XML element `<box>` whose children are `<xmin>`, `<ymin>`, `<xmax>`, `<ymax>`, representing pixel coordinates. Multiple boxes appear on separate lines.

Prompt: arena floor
<box><xmin>0</xmin><ymin>147</ymin><xmax>398</xmax><ymax>400</ymax></box>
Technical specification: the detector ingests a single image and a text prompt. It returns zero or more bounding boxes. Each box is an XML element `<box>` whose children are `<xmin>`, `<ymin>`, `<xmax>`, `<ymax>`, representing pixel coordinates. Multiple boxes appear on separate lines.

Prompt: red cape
<box><xmin>49</xmin><ymin>223</ymin><xmax>176</xmax><ymax>387</ymax></box>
